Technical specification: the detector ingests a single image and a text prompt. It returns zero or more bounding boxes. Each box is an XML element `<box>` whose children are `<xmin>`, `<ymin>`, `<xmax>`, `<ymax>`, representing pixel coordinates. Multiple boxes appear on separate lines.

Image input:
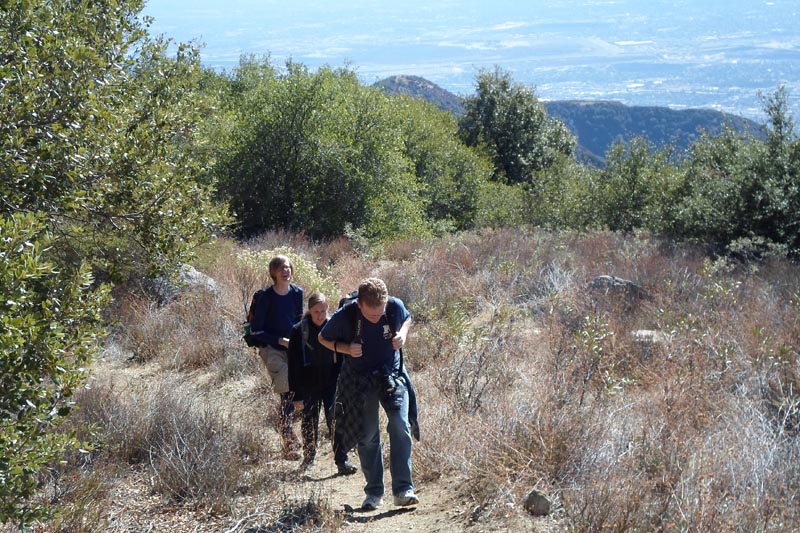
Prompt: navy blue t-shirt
<box><xmin>251</xmin><ymin>285</ymin><xmax>303</xmax><ymax>349</ymax></box>
<box><xmin>320</xmin><ymin>297</ymin><xmax>410</xmax><ymax>374</ymax></box>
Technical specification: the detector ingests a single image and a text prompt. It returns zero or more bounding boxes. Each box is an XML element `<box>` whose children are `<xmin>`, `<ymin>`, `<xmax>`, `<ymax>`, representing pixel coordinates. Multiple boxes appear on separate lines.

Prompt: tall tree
<box><xmin>459</xmin><ymin>67</ymin><xmax>576</xmax><ymax>185</ymax></box>
<box><xmin>0</xmin><ymin>0</ymin><xmax>226</xmax><ymax>523</ymax></box>
<box><xmin>214</xmin><ymin>59</ymin><xmax>461</xmax><ymax>241</ymax></box>
<box><xmin>672</xmin><ymin>87</ymin><xmax>800</xmax><ymax>257</ymax></box>
<box><xmin>0</xmin><ymin>215</ymin><xmax>108</xmax><ymax>524</ymax></box>
<box><xmin>0</xmin><ymin>0</ymin><xmax>227</xmax><ymax>281</ymax></box>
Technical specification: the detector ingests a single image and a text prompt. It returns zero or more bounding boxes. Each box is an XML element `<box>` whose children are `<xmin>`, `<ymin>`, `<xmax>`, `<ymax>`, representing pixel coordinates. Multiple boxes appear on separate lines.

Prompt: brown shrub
<box><xmin>73</xmin><ymin>229</ymin><xmax>800</xmax><ymax>530</ymax></box>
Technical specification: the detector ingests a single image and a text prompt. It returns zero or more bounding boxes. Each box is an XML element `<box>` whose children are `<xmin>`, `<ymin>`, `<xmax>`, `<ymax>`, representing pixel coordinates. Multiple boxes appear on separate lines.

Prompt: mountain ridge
<box><xmin>373</xmin><ymin>75</ymin><xmax>763</xmax><ymax>164</ymax></box>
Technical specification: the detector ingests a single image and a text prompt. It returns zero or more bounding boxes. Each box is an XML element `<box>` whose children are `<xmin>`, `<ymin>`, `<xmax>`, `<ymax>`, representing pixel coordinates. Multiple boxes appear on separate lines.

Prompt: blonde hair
<box><xmin>357</xmin><ymin>278</ymin><xmax>388</xmax><ymax>307</ymax></box>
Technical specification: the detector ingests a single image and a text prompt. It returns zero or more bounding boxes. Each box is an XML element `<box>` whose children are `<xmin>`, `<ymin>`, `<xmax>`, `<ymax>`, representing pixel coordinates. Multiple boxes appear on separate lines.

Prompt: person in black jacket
<box><xmin>288</xmin><ymin>292</ymin><xmax>357</xmax><ymax>475</ymax></box>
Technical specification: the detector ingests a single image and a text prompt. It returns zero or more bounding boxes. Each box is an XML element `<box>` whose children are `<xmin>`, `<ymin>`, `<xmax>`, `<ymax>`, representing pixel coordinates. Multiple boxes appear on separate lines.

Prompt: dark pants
<box><xmin>301</xmin><ymin>381</ymin><xmax>348</xmax><ymax>464</ymax></box>
<box><xmin>279</xmin><ymin>392</ymin><xmax>296</xmax><ymax>437</ymax></box>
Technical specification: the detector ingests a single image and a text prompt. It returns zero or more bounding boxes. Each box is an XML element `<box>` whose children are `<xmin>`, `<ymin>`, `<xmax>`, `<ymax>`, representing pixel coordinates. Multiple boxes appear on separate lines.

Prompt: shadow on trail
<box><xmin>242</xmin><ymin>507</ymin><xmax>415</xmax><ymax>532</ymax></box>
<box><xmin>344</xmin><ymin>506</ymin><xmax>416</xmax><ymax>524</ymax></box>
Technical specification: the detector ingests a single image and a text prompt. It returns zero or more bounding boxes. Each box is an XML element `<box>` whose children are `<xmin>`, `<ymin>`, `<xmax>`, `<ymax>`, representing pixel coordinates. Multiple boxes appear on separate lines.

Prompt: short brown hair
<box><xmin>357</xmin><ymin>278</ymin><xmax>388</xmax><ymax>307</ymax></box>
<box><xmin>268</xmin><ymin>254</ymin><xmax>293</xmax><ymax>283</ymax></box>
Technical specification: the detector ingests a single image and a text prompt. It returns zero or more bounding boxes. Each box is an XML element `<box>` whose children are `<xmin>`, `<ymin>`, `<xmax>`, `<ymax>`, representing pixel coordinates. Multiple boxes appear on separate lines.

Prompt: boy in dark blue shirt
<box><xmin>319</xmin><ymin>278</ymin><xmax>419</xmax><ymax>510</ymax></box>
<box><xmin>250</xmin><ymin>254</ymin><xmax>303</xmax><ymax>460</ymax></box>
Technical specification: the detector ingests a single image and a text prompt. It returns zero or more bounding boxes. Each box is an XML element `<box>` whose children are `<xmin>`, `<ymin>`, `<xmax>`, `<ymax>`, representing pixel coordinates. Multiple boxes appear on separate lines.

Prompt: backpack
<box><xmin>243</xmin><ymin>284</ymin><xmax>302</xmax><ymax>347</ymax></box>
<box><xmin>337</xmin><ymin>289</ymin><xmax>359</xmax><ymax>310</ymax></box>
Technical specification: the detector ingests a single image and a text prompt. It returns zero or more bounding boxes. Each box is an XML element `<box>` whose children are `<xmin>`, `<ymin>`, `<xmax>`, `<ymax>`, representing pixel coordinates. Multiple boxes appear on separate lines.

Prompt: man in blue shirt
<box><xmin>318</xmin><ymin>278</ymin><xmax>419</xmax><ymax>510</ymax></box>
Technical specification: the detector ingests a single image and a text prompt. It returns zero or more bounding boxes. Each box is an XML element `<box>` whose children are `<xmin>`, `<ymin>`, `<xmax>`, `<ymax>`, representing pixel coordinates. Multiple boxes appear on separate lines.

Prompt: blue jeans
<box><xmin>357</xmin><ymin>379</ymin><xmax>414</xmax><ymax>497</ymax></box>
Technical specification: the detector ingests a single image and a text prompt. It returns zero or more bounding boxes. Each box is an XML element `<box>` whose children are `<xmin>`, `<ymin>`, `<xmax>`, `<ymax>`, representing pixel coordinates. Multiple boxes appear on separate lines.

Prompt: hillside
<box><xmin>373</xmin><ymin>74</ymin><xmax>465</xmax><ymax>115</ymax></box>
<box><xmin>374</xmin><ymin>75</ymin><xmax>763</xmax><ymax>164</ymax></box>
<box><xmin>544</xmin><ymin>100</ymin><xmax>762</xmax><ymax>163</ymax></box>
<box><xmin>26</xmin><ymin>230</ymin><xmax>800</xmax><ymax>531</ymax></box>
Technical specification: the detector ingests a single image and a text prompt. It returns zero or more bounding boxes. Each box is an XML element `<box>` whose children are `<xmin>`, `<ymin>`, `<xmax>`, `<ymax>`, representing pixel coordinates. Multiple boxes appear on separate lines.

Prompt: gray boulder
<box><xmin>589</xmin><ymin>275</ymin><xmax>651</xmax><ymax>301</ymax></box>
<box><xmin>524</xmin><ymin>488</ymin><xmax>552</xmax><ymax>516</ymax></box>
<box><xmin>146</xmin><ymin>264</ymin><xmax>219</xmax><ymax>304</ymax></box>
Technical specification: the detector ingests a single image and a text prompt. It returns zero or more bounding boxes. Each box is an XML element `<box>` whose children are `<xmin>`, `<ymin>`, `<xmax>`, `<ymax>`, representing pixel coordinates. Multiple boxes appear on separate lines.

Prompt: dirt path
<box><xmin>279</xmin><ymin>443</ymin><xmax>468</xmax><ymax>532</ymax></box>
<box><xmin>74</xmin><ymin>348</ymin><xmax>554</xmax><ymax>532</ymax></box>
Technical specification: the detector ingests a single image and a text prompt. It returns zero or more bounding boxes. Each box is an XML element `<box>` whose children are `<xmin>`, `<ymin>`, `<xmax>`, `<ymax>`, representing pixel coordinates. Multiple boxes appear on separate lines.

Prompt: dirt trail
<box><xmin>79</xmin><ymin>348</ymin><xmax>554</xmax><ymax>532</ymax></box>
<box><xmin>279</xmin><ymin>442</ymin><xmax>467</xmax><ymax>532</ymax></box>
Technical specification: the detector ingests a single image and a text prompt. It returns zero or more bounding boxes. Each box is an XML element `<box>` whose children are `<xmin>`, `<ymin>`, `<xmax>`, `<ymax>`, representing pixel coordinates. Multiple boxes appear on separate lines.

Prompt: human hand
<box><xmin>293</xmin><ymin>400</ymin><xmax>304</xmax><ymax>410</ymax></box>
<box><xmin>350</xmin><ymin>342</ymin><xmax>363</xmax><ymax>357</ymax></box>
<box><xmin>392</xmin><ymin>332</ymin><xmax>406</xmax><ymax>350</ymax></box>
<box><xmin>279</xmin><ymin>337</ymin><xmax>290</xmax><ymax>348</ymax></box>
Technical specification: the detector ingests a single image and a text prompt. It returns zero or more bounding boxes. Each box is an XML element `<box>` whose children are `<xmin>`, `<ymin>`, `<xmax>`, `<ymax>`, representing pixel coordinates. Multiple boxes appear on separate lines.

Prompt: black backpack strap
<box><xmin>291</xmin><ymin>283</ymin><xmax>303</xmax><ymax>323</ymax></box>
<box><xmin>300</xmin><ymin>318</ymin><xmax>311</xmax><ymax>366</ymax></box>
<box><xmin>341</xmin><ymin>301</ymin><xmax>361</xmax><ymax>343</ymax></box>
<box><xmin>386</xmin><ymin>297</ymin><xmax>404</xmax><ymax>374</ymax></box>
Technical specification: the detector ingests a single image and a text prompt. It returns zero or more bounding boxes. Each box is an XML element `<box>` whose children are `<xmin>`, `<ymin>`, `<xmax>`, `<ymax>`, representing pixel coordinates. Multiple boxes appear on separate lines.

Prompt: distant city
<box><xmin>143</xmin><ymin>0</ymin><xmax>800</xmax><ymax>122</ymax></box>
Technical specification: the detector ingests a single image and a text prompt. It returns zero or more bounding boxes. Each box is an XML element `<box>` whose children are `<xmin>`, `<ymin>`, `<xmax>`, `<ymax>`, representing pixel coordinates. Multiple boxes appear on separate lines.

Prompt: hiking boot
<box><xmin>393</xmin><ymin>489</ymin><xmax>419</xmax><ymax>507</ymax></box>
<box><xmin>361</xmin><ymin>494</ymin><xmax>383</xmax><ymax>511</ymax></box>
<box><xmin>336</xmin><ymin>460</ymin><xmax>358</xmax><ymax>476</ymax></box>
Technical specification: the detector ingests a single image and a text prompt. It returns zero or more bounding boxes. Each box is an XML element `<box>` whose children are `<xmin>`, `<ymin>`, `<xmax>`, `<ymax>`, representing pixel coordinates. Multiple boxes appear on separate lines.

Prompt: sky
<box><xmin>141</xmin><ymin>0</ymin><xmax>800</xmax><ymax>120</ymax></box>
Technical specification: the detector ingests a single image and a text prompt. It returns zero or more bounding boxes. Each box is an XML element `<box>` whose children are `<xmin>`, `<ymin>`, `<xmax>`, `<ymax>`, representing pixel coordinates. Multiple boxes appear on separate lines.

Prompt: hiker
<box><xmin>287</xmin><ymin>291</ymin><xmax>358</xmax><ymax>475</ymax></box>
<box><xmin>318</xmin><ymin>278</ymin><xmax>420</xmax><ymax>510</ymax></box>
<box><xmin>249</xmin><ymin>254</ymin><xmax>304</xmax><ymax>460</ymax></box>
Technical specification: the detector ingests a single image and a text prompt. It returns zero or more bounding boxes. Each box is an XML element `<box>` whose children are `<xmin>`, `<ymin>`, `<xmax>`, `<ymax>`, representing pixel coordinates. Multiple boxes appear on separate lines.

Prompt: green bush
<box><xmin>236</xmin><ymin>246</ymin><xmax>340</xmax><ymax>303</ymax></box>
<box><xmin>0</xmin><ymin>213</ymin><xmax>108</xmax><ymax>524</ymax></box>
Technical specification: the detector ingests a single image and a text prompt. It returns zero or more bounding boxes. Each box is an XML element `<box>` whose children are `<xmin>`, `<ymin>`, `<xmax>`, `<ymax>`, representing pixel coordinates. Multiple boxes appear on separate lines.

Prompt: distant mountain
<box><xmin>373</xmin><ymin>75</ymin><xmax>465</xmax><ymax>115</ymax></box>
<box><xmin>373</xmin><ymin>75</ymin><xmax>763</xmax><ymax>165</ymax></box>
<box><xmin>543</xmin><ymin>100</ymin><xmax>763</xmax><ymax>164</ymax></box>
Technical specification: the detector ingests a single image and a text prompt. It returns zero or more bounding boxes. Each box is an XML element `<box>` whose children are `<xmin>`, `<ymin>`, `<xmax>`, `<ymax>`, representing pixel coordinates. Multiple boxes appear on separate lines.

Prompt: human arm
<box><xmin>318</xmin><ymin>308</ymin><xmax>362</xmax><ymax>357</ymax></box>
<box><xmin>392</xmin><ymin>317</ymin><xmax>411</xmax><ymax>350</ymax></box>
<box><xmin>317</xmin><ymin>333</ymin><xmax>362</xmax><ymax>358</ymax></box>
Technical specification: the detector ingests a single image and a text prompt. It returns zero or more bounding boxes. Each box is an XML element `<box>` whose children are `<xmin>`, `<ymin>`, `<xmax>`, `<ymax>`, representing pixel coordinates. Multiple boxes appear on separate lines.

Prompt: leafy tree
<box><xmin>215</xmin><ymin>58</ymin><xmax>488</xmax><ymax>242</ymax></box>
<box><xmin>524</xmin><ymin>155</ymin><xmax>597</xmax><ymax>229</ymax></box>
<box><xmin>672</xmin><ymin>87</ymin><xmax>800</xmax><ymax>256</ymax></box>
<box><xmin>594</xmin><ymin>137</ymin><xmax>677</xmax><ymax>232</ymax></box>
<box><xmin>0</xmin><ymin>0</ymin><xmax>228</xmax><ymax>281</ymax></box>
<box><xmin>390</xmin><ymin>94</ymin><xmax>491</xmax><ymax>232</ymax></box>
<box><xmin>459</xmin><ymin>67</ymin><xmax>576</xmax><ymax>185</ymax></box>
<box><xmin>474</xmin><ymin>180</ymin><xmax>527</xmax><ymax>229</ymax></box>
<box><xmin>0</xmin><ymin>0</ymin><xmax>227</xmax><ymax>523</ymax></box>
<box><xmin>751</xmin><ymin>87</ymin><xmax>800</xmax><ymax>252</ymax></box>
<box><xmin>0</xmin><ymin>214</ymin><xmax>108</xmax><ymax>523</ymax></box>
<box><xmin>215</xmin><ymin>59</ymin><xmax>413</xmax><ymax>240</ymax></box>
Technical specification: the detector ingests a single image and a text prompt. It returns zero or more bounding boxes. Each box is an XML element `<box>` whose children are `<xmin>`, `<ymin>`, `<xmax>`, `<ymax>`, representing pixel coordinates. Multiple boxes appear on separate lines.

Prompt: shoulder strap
<box><xmin>300</xmin><ymin>318</ymin><xmax>311</xmax><ymax>366</ymax></box>
<box><xmin>291</xmin><ymin>283</ymin><xmax>303</xmax><ymax>322</ymax></box>
<box><xmin>386</xmin><ymin>297</ymin><xmax>406</xmax><ymax>374</ymax></box>
<box><xmin>342</xmin><ymin>301</ymin><xmax>361</xmax><ymax>343</ymax></box>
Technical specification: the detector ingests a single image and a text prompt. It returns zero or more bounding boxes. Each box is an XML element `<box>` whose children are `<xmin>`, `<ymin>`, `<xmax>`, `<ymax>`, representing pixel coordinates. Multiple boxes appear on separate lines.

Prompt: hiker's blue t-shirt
<box><xmin>320</xmin><ymin>297</ymin><xmax>410</xmax><ymax>375</ymax></box>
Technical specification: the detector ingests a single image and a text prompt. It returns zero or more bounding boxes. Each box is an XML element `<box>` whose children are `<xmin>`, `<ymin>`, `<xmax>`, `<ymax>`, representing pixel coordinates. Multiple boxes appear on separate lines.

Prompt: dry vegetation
<box><xmin>16</xmin><ymin>229</ymin><xmax>800</xmax><ymax>531</ymax></box>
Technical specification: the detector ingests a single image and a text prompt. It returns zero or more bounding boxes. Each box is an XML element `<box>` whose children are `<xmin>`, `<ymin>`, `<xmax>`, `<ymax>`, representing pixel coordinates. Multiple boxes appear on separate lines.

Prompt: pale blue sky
<box><xmin>142</xmin><ymin>0</ymin><xmax>800</xmax><ymax>119</ymax></box>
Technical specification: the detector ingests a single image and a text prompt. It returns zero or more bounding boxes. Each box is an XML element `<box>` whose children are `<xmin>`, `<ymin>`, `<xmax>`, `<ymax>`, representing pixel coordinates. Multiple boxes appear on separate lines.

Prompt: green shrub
<box><xmin>236</xmin><ymin>247</ymin><xmax>340</xmax><ymax>303</ymax></box>
<box><xmin>0</xmin><ymin>213</ymin><xmax>108</xmax><ymax>524</ymax></box>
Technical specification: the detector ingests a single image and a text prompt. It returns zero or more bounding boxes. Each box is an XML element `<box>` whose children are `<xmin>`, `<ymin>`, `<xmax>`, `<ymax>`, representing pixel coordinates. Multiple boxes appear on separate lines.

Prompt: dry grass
<box><xmin>28</xmin><ymin>230</ymin><xmax>800</xmax><ymax>531</ymax></box>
